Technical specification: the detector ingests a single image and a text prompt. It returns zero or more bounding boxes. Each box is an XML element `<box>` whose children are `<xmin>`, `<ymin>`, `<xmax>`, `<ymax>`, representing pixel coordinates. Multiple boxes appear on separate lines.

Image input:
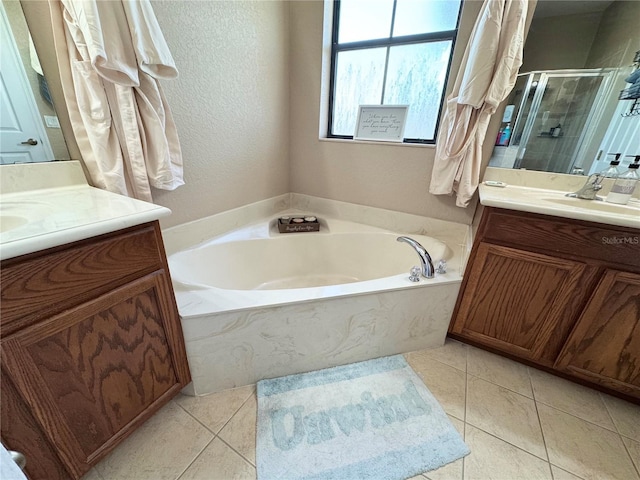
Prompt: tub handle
<box><xmin>409</xmin><ymin>265</ymin><xmax>421</xmax><ymax>282</ymax></box>
<box><xmin>436</xmin><ymin>259</ymin><xmax>447</xmax><ymax>275</ymax></box>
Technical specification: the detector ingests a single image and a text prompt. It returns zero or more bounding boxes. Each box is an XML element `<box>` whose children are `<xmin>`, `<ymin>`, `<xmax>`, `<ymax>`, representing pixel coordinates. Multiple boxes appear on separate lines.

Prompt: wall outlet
<box><xmin>44</xmin><ymin>115</ymin><xmax>60</xmax><ymax>128</ymax></box>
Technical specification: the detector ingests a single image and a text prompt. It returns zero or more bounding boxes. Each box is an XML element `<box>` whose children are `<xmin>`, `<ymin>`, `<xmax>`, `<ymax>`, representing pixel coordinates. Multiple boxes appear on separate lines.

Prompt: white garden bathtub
<box><xmin>166</xmin><ymin>210</ymin><xmax>467</xmax><ymax>395</ymax></box>
<box><xmin>169</xmin><ymin>218</ymin><xmax>456</xmax><ymax>312</ymax></box>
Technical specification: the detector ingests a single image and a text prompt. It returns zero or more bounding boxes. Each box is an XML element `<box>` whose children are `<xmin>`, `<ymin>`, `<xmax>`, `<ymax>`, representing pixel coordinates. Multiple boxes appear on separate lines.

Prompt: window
<box><xmin>329</xmin><ymin>0</ymin><xmax>463</xmax><ymax>143</ymax></box>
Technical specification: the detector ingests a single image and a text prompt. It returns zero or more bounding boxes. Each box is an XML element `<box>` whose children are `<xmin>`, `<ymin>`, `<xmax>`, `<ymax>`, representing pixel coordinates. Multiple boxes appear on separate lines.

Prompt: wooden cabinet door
<box><xmin>0</xmin><ymin>271</ymin><xmax>190</xmax><ymax>479</ymax></box>
<box><xmin>555</xmin><ymin>270</ymin><xmax>640</xmax><ymax>399</ymax></box>
<box><xmin>450</xmin><ymin>243</ymin><xmax>597</xmax><ymax>364</ymax></box>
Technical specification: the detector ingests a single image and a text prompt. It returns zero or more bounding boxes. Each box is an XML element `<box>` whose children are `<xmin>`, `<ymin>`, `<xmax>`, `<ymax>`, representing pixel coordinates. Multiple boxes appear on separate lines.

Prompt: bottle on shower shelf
<box><xmin>498</xmin><ymin>123</ymin><xmax>512</xmax><ymax>146</ymax></box>
<box><xmin>496</xmin><ymin>126</ymin><xmax>504</xmax><ymax>146</ymax></box>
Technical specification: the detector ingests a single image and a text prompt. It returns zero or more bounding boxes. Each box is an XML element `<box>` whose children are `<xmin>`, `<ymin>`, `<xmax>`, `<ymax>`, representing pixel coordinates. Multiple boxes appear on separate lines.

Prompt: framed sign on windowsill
<box><xmin>354</xmin><ymin>105</ymin><xmax>409</xmax><ymax>142</ymax></box>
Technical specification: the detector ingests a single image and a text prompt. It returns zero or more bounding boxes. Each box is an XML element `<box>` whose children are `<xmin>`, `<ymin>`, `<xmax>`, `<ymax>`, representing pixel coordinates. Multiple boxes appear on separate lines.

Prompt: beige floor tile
<box><xmin>81</xmin><ymin>469</ymin><xmax>103</xmax><ymax>480</ymax></box>
<box><xmin>176</xmin><ymin>385</ymin><xmax>255</xmax><ymax>433</ymax></box>
<box><xmin>425</xmin><ymin>416</ymin><xmax>465</xmax><ymax>480</ymax></box>
<box><xmin>622</xmin><ymin>437</ymin><xmax>640</xmax><ymax>474</ymax></box>
<box><xmin>218</xmin><ymin>393</ymin><xmax>257</xmax><ymax>465</ymax></box>
<box><xmin>421</xmin><ymin>338</ymin><xmax>468</xmax><ymax>372</ymax></box>
<box><xmin>179</xmin><ymin>437</ymin><xmax>256</xmax><ymax>480</ymax></box>
<box><xmin>529</xmin><ymin>369</ymin><xmax>615</xmax><ymax>431</ymax></box>
<box><xmin>466</xmin><ymin>346</ymin><xmax>532</xmax><ymax>397</ymax></box>
<box><xmin>466</xmin><ymin>375</ymin><xmax>546</xmax><ymax>459</ymax></box>
<box><xmin>463</xmin><ymin>424</ymin><xmax>552</xmax><ymax>480</ymax></box>
<box><xmin>95</xmin><ymin>401</ymin><xmax>213</xmax><ymax>480</ymax></box>
<box><xmin>406</xmin><ymin>352</ymin><xmax>467</xmax><ymax>420</ymax></box>
<box><xmin>601</xmin><ymin>394</ymin><xmax>640</xmax><ymax>442</ymax></box>
<box><xmin>538</xmin><ymin>403</ymin><xmax>639</xmax><ymax>480</ymax></box>
<box><xmin>550</xmin><ymin>465</ymin><xmax>584</xmax><ymax>480</ymax></box>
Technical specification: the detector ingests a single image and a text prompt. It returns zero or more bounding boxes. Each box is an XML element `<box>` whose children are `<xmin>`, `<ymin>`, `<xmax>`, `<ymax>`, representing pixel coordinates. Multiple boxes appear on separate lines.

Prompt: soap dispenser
<box><xmin>600</xmin><ymin>153</ymin><xmax>622</xmax><ymax>178</ymax></box>
<box><xmin>606</xmin><ymin>155</ymin><xmax>640</xmax><ymax>205</ymax></box>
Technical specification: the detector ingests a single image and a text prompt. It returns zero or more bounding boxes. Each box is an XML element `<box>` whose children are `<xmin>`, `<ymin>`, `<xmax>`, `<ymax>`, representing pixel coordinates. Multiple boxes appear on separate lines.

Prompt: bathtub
<box><xmin>166</xmin><ymin>209</ymin><xmax>467</xmax><ymax>396</ymax></box>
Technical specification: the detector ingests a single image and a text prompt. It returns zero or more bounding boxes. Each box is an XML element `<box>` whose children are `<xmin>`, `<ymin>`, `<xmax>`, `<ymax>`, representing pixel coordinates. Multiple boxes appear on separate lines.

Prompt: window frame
<box><xmin>327</xmin><ymin>0</ymin><xmax>463</xmax><ymax>144</ymax></box>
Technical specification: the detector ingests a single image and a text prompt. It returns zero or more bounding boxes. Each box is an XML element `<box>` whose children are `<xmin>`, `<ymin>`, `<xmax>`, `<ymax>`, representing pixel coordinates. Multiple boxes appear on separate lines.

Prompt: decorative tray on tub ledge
<box><xmin>278</xmin><ymin>216</ymin><xmax>320</xmax><ymax>233</ymax></box>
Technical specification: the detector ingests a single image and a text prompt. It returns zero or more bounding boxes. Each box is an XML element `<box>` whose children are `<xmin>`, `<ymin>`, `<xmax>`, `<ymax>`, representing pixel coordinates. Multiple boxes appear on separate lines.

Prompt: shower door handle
<box><xmin>20</xmin><ymin>138</ymin><xmax>38</xmax><ymax>146</ymax></box>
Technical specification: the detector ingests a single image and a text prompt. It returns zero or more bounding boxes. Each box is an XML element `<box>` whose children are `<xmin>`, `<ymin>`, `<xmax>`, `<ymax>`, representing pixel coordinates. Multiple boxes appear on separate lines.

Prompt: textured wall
<box><xmin>150</xmin><ymin>0</ymin><xmax>290</xmax><ymax>227</ymax></box>
<box><xmin>586</xmin><ymin>0</ymin><xmax>640</xmax><ymax>68</ymax></box>
<box><xmin>520</xmin><ymin>11</ymin><xmax>602</xmax><ymax>72</ymax></box>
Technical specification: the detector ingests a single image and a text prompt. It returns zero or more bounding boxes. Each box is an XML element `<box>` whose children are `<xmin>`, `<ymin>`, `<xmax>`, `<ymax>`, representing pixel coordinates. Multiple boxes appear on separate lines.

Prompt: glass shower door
<box><xmin>514</xmin><ymin>70</ymin><xmax>614</xmax><ymax>173</ymax></box>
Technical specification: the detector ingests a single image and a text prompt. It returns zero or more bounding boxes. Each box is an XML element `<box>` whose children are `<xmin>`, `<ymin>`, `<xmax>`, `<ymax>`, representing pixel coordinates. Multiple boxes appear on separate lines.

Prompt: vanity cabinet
<box><xmin>450</xmin><ymin>207</ymin><xmax>640</xmax><ymax>401</ymax></box>
<box><xmin>555</xmin><ymin>269</ymin><xmax>640</xmax><ymax>398</ymax></box>
<box><xmin>452</xmin><ymin>243</ymin><xmax>598</xmax><ymax>365</ymax></box>
<box><xmin>0</xmin><ymin>222</ymin><xmax>191</xmax><ymax>480</ymax></box>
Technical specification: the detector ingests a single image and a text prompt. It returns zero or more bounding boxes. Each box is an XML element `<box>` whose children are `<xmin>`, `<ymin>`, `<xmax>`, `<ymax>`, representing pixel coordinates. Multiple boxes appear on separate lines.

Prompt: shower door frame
<box><xmin>513</xmin><ymin>69</ymin><xmax>615</xmax><ymax>173</ymax></box>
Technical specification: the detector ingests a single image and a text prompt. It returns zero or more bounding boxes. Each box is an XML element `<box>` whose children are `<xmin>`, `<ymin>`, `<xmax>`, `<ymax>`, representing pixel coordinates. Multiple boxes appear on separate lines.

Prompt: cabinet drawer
<box><xmin>1</xmin><ymin>224</ymin><xmax>163</xmax><ymax>335</ymax></box>
<box><xmin>480</xmin><ymin>208</ymin><xmax>640</xmax><ymax>268</ymax></box>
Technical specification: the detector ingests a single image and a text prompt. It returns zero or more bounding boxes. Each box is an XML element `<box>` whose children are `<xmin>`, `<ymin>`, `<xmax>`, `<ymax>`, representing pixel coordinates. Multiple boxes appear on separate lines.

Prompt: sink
<box><xmin>479</xmin><ymin>183</ymin><xmax>640</xmax><ymax>228</ymax></box>
<box><xmin>541</xmin><ymin>196</ymin><xmax>640</xmax><ymax>214</ymax></box>
<box><xmin>0</xmin><ymin>201</ymin><xmax>57</xmax><ymax>235</ymax></box>
<box><xmin>0</xmin><ymin>215</ymin><xmax>29</xmax><ymax>233</ymax></box>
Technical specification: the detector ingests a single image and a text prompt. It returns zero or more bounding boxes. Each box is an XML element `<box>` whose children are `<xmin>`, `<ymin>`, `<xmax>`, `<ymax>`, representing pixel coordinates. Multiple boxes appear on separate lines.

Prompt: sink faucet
<box><xmin>397</xmin><ymin>236</ymin><xmax>435</xmax><ymax>279</ymax></box>
<box><xmin>566</xmin><ymin>173</ymin><xmax>603</xmax><ymax>200</ymax></box>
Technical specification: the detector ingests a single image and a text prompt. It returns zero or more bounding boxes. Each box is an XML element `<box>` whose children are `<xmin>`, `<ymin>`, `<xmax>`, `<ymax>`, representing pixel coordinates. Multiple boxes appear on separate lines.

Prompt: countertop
<box><xmin>479</xmin><ymin>183</ymin><xmax>640</xmax><ymax>229</ymax></box>
<box><xmin>0</xmin><ymin>162</ymin><xmax>171</xmax><ymax>261</ymax></box>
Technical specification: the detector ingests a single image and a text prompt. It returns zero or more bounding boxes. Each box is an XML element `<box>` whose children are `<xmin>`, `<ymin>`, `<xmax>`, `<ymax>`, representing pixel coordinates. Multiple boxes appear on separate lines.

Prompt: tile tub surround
<box><xmin>162</xmin><ymin>193</ymin><xmax>470</xmax><ymax>259</ymax></box>
<box><xmin>162</xmin><ymin>194</ymin><xmax>470</xmax><ymax>396</ymax></box>
<box><xmin>182</xmin><ymin>283</ymin><xmax>459</xmax><ymax>395</ymax></box>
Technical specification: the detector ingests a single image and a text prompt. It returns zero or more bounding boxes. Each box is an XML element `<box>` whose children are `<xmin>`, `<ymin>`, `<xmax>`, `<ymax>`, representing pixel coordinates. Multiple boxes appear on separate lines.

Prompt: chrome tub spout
<box><xmin>397</xmin><ymin>236</ymin><xmax>435</xmax><ymax>279</ymax></box>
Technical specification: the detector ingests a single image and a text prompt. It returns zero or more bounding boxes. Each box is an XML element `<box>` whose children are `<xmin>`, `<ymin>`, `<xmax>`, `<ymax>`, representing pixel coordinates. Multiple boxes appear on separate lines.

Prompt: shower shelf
<box><xmin>537</xmin><ymin>133</ymin><xmax>563</xmax><ymax>138</ymax></box>
<box><xmin>622</xmin><ymin>98</ymin><xmax>640</xmax><ymax>117</ymax></box>
<box><xmin>619</xmin><ymin>85</ymin><xmax>640</xmax><ymax>101</ymax></box>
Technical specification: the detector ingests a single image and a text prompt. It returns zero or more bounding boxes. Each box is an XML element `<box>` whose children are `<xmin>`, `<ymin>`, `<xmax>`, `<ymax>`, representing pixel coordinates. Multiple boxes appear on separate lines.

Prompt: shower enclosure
<box><xmin>490</xmin><ymin>69</ymin><xmax>615</xmax><ymax>173</ymax></box>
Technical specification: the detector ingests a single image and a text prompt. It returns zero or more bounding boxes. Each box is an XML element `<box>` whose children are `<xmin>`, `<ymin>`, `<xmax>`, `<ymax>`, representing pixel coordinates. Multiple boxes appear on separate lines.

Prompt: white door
<box><xmin>0</xmin><ymin>3</ymin><xmax>54</xmax><ymax>164</ymax></box>
<box><xmin>588</xmin><ymin>101</ymin><xmax>640</xmax><ymax>175</ymax></box>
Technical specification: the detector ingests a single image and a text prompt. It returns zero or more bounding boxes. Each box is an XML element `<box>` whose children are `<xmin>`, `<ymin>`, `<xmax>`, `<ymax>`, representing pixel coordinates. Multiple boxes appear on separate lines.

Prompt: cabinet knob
<box><xmin>9</xmin><ymin>450</ymin><xmax>26</xmax><ymax>470</ymax></box>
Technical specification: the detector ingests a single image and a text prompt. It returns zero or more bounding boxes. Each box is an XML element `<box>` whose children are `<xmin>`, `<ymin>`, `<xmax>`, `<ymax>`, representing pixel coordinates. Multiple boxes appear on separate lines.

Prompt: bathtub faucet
<box><xmin>396</xmin><ymin>236</ymin><xmax>435</xmax><ymax>279</ymax></box>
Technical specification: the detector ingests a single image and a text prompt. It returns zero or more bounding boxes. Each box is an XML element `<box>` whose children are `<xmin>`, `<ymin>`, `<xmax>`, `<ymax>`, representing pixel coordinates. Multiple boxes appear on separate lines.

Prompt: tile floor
<box><xmin>85</xmin><ymin>339</ymin><xmax>640</xmax><ymax>480</ymax></box>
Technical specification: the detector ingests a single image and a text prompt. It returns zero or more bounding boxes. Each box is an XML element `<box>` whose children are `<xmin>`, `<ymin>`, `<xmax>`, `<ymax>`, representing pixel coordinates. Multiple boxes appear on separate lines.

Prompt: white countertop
<box><xmin>479</xmin><ymin>183</ymin><xmax>640</xmax><ymax>229</ymax></box>
<box><xmin>0</xmin><ymin>185</ymin><xmax>171</xmax><ymax>261</ymax></box>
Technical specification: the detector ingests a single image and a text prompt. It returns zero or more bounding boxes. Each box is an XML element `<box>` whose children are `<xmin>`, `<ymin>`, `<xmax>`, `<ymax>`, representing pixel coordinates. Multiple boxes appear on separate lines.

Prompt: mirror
<box><xmin>0</xmin><ymin>0</ymin><xmax>70</xmax><ymax>164</ymax></box>
<box><xmin>488</xmin><ymin>0</ymin><xmax>640</xmax><ymax>175</ymax></box>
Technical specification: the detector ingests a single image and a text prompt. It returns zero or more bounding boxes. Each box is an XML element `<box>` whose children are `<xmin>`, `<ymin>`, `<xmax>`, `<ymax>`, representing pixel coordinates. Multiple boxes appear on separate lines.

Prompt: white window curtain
<box><xmin>49</xmin><ymin>0</ymin><xmax>183</xmax><ymax>202</ymax></box>
<box><xmin>429</xmin><ymin>0</ymin><xmax>528</xmax><ymax>207</ymax></box>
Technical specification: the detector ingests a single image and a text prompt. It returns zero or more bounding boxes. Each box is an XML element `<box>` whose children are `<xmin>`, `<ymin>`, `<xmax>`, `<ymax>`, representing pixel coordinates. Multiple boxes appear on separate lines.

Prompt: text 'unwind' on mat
<box><xmin>256</xmin><ymin>355</ymin><xmax>470</xmax><ymax>480</ymax></box>
<box><xmin>270</xmin><ymin>381</ymin><xmax>430</xmax><ymax>450</ymax></box>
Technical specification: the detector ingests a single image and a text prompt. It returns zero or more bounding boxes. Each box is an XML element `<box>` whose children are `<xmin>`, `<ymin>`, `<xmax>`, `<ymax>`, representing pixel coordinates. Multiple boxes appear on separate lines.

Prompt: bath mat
<box><xmin>256</xmin><ymin>355</ymin><xmax>470</xmax><ymax>480</ymax></box>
